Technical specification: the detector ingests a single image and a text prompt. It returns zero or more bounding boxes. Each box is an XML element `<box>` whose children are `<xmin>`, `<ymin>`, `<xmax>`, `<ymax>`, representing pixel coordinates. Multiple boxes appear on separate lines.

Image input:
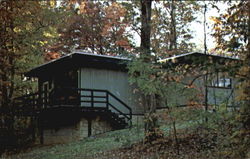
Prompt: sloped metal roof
<box><xmin>158</xmin><ymin>52</ymin><xmax>239</xmax><ymax>63</ymax></box>
<box><xmin>25</xmin><ymin>52</ymin><xmax>130</xmax><ymax>77</ymax></box>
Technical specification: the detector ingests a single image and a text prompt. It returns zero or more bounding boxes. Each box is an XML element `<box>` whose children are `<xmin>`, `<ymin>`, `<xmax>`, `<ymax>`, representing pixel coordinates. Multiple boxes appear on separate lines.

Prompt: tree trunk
<box><xmin>173</xmin><ymin>120</ymin><xmax>180</xmax><ymax>155</ymax></box>
<box><xmin>140</xmin><ymin>0</ymin><xmax>163</xmax><ymax>142</ymax></box>
<box><xmin>170</xmin><ymin>0</ymin><xmax>177</xmax><ymax>51</ymax></box>
<box><xmin>140</xmin><ymin>0</ymin><xmax>152</xmax><ymax>54</ymax></box>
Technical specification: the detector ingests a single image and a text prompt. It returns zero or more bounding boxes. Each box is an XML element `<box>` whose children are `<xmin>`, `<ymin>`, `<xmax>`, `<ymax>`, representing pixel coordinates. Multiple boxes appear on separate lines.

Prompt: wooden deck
<box><xmin>13</xmin><ymin>88</ymin><xmax>131</xmax><ymax>123</ymax></box>
<box><xmin>13</xmin><ymin>88</ymin><xmax>132</xmax><ymax>144</ymax></box>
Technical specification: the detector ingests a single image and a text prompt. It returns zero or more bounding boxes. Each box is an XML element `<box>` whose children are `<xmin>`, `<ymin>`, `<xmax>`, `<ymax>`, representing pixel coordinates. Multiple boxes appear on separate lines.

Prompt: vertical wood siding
<box><xmin>80</xmin><ymin>68</ymin><xmax>143</xmax><ymax>114</ymax></box>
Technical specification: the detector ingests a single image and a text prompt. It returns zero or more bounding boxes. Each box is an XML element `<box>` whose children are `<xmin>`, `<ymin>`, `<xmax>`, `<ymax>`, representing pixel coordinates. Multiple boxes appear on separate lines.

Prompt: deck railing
<box><xmin>13</xmin><ymin>88</ymin><xmax>132</xmax><ymax>123</ymax></box>
<box><xmin>14</xmin><ymin>91</ymin><xmax>45</xmax><ymax>114</ymax></box>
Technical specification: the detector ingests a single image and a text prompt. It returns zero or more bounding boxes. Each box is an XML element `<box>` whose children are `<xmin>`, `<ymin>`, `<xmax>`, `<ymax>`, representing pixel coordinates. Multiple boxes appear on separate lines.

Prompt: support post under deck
<box><xmin>38</xmin><ymin>116</ymin><xmax>44</xmax><ymax>144</ymax></box>
<box><xmin>88</xmin><ymin>119</ymin><xmax>92</xmax><ymax>137</ymax></box>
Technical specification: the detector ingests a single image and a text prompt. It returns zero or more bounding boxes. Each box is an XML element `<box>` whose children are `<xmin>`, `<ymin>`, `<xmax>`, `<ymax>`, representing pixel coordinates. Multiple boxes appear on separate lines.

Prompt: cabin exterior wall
<box><xmin>79</xmin><ymin>68</ymin><xmax>143</xmax><ymax>114</ymax></box>
<box><xmin>163</xmin><ymin>74</ymin><xmax>238</xmax><ymax>108</ymax></box>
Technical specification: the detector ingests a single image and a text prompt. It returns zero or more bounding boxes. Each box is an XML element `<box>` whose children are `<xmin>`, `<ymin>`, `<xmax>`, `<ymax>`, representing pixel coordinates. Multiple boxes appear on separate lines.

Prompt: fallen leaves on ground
<box><xmin>90</xmin><ymin>128</ymin><xmax>219</xmax><ymax>159</ymax></box>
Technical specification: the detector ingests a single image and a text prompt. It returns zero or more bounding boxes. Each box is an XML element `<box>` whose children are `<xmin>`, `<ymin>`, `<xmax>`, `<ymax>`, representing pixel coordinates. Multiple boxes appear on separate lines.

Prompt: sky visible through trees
<box><xmin>112</xmin><ymin>1</ymin><xmax>231</xmax><ymax>52</ymax></box>
<box><xmin>54</xmin><ymin>1</ymin><xmax>231</xmax><ymax>52</ymax></box>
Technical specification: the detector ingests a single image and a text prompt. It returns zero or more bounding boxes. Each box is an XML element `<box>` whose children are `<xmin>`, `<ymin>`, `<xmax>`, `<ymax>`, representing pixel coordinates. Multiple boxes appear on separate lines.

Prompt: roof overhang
<box><xmin>159</xmin><ymin>52</ymin><xmax>240</xmax><ymax>66</ymax></box>
<box><xmin>25</xmin><ymin>52</ymin><xmax>130</xmax><ymax>78</ymax></box>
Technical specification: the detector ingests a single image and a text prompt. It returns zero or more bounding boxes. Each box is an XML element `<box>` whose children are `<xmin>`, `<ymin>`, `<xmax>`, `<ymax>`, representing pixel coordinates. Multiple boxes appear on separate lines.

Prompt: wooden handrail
<box><xmin>106</xmin><ymin>91</ymin><xmax>132</xmax><ymax>121</ymax></box>
<box><xmin>107</xmin><ymin>91</ymin><xmax>132</xmax><ymax>112</ymax></box>
<box><xmin>107</xmin><ymin>91</ymin><xmax>132</xmax><ymax>121</ymax></box>
<box><xmin>13</xmin><ymin>87</ymin><xmax>132</xmax><ymax>126</ymax></box>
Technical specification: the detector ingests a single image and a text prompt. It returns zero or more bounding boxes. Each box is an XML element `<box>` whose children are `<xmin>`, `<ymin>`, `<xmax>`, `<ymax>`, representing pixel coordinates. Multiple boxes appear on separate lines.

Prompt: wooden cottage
<box><xmin>159</xmin><ymin>52</ymin><xmax>240</xmax><ymax>109</ymax></box>
<box><xmin>14</xmin><ymin>52</ymin><xmax>143</xmax><ymax>144</ymax></box>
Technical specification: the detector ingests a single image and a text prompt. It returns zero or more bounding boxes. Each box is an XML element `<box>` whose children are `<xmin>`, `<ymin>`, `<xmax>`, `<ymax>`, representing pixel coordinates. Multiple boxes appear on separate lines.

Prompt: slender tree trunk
<box><xmin>140</xmin><ymin>0</ymin><xmax>163</xmax><ymax>142</ymax></box>
<box><xmin>170</xmin><ymin>0</ymin><xmax>177</xmax><ymax>51</ymax></box>
<box><xmin>173</xmin><ymin>120</ymin><xmax>180</xmax><ymax>155</ymax></box>
<box><xmin>140</xmin><ymin>0</ymin><xmax>152</xmax><ymax>54</ymax></box>
<box><xmin>9</xmin><ymin>0</ymin><xmax>15</xmax><ymax>104</ymax></box>
<box><xmin>203</xmin><ymin>2</ymin><xmax>207</xmax><ymax>55</ymax></box>
<box><xmin>242</xmin><ymin>0</ymin><xmax>250</xmax><ymax>132</ymax></box>
<box><xmin>203</xmin><ymin>2</ymin><xmax>208</xmax><ymax>121</ymax></box>
<box><xmin>1</xmin><ymin>0</ymin><xmax>15</xmax><ymax>109</ymax></box>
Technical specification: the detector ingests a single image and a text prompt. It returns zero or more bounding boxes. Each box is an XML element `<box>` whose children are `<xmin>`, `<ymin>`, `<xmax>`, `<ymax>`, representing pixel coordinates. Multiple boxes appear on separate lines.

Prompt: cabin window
<box><xmin>207</xmin><ymin>72</ymin><xmax>232</xmax><ymax>89</ymax></box>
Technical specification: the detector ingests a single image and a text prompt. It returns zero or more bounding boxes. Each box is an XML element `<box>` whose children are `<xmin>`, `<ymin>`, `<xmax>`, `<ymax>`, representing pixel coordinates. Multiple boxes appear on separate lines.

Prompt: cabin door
<box><xmin>52</xmin><ymin>69</ymin><xmax>79</xmax><ymax>105</ymax></box>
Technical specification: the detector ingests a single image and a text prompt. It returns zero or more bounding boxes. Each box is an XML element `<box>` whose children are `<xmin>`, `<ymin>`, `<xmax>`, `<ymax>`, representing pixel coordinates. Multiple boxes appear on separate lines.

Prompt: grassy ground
<box><xmin>1</xmin><ymin>118</ymin><xmax>201</xmax><ymax>159</ymax></box>
<box><xmin>4</xmin><ymin>108</ymin><xmax>237</xmax><ymax>159</ymax></box>
<box><xmin>1</xmin><ymin>124</ymin><xmax>144</xmax><ymax>159</ymax></box>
